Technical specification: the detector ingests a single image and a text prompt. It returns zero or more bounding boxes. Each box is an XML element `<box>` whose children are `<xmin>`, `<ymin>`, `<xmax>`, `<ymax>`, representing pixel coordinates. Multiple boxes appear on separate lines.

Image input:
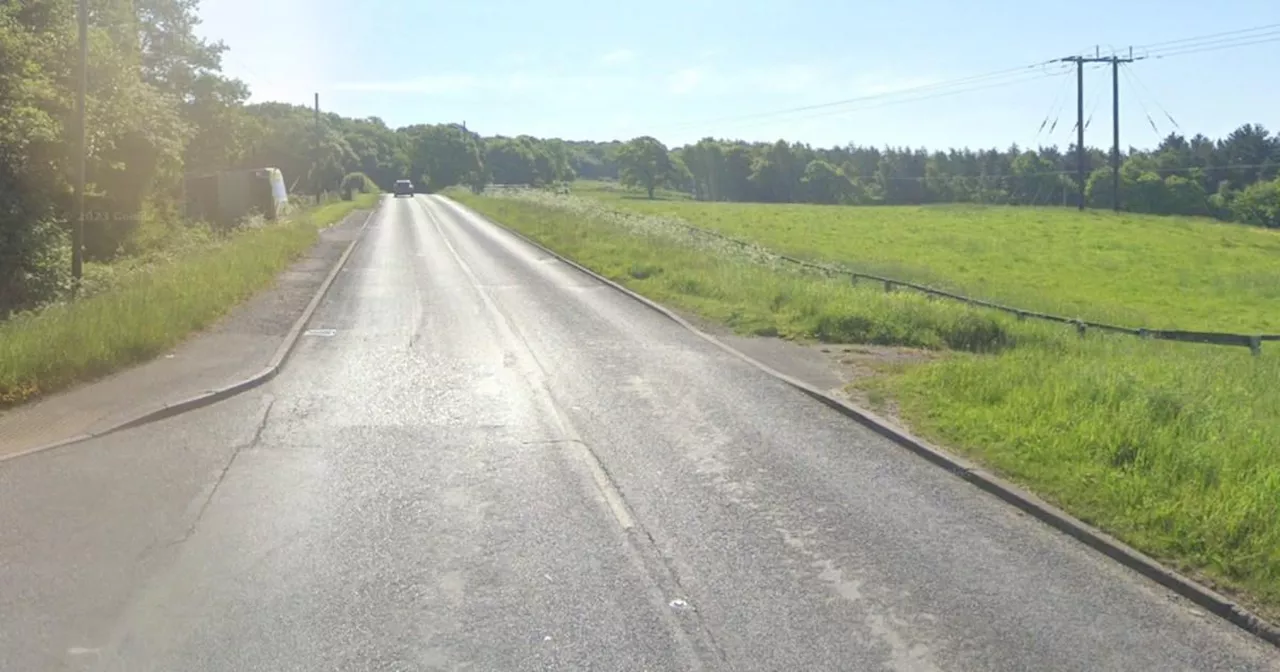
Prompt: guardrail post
<box><xmin>1075</xmin><ymin>321</ymin><xmax>1087</xmax><ymax>338</ymax></box>
<box><xmin>884</xmin><ymin>280</ymin><xmax>894</xmax><ymax>293</ymax></box>
<box><xmin>1016</xmin><ymin>311</ymin><xmax>1025</xmax><ymax>321</ymax></box>
<box><xmin>1249</xmin><ymin>335</ymin><xmax>1262</xmax><ymax>357</ymax></box>
<box><xmin>850</xmin><ymin>275</ymin><xmax>858</xmax><ymax>286</ymax></box>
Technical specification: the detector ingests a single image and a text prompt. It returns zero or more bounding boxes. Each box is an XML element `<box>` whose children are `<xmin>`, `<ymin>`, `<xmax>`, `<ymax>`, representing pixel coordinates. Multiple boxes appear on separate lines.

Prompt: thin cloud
<box><xmin>329</xmin><ymin>63</ymin><xmax>867</xmax><ymax>100</ymax></box>
<box><xmin>506</xmin><ymin>51</ymin><xmax>537</xmax><ymax>67</ymax></box>
<box><xmin>663</xmin><ymin>64</ymin><xmax>827</xmax><ymax>96</ymax></box>
<box><xmin>667</xmin><ymin>68</ymin><xmax>706</xmax><ymax>94</ymax></box>
<box><xmin>600</xmin><ymin>48</ymin><xmax>636</xmax><ymax>65</ymax></box>
<box><xmin>746</xmin><ymin>64</ymin><xmax>825</xmax><ymax>93</ymax></box>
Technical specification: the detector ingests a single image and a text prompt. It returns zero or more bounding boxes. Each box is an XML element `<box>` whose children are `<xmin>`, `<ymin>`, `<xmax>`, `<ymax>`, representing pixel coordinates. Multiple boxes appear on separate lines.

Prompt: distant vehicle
<box><xmin>393</xmin><ymin>179</ymin><xmax>414</xmax><ymax>197</ymax></box>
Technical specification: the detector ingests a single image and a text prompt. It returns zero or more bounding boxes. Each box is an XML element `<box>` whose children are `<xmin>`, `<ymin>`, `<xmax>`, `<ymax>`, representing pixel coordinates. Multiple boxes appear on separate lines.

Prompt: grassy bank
<box><xmin>0</xmin><ymin>194</ymin><xmax>378</xmax><ymax>407</ymax></box>
<box><xmin>452</xmin><ymin>188</ymin><xmax>1280</xmax><ymax>620</ymax></box>
<box><xmin>572</xmin><ymin>180</ymin><xmax>1280</xmax><ymax>333</ymax></box>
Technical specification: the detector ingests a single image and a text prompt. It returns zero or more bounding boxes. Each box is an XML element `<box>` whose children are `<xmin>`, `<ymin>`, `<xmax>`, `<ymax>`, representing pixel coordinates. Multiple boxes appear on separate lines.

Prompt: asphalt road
<box><xmin>2</xmin><ymin>195</ymin><xmax>1276</xmax><ymax>671</ymax></box>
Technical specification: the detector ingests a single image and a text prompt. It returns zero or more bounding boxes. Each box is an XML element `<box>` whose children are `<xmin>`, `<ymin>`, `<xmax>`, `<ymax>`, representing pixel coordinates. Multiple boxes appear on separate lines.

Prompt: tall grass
<box><xmin>0</xmin><ymin>194</ymin><xmax>377</xmax><ymax>407</ymax></box>
<box><xmin>454</xmin><ymin>188</ymin><xmax>1280</xmax><ymax>619</ymax></box>
<box><xmin>573</xmin><ymin>181</ymin><xmax>1280</xmax><ymax>333</ymax></box>
<box><xmin>881</xmin><ymin>338</ymin><xmax>1280</xmax><ymax>609</ymax></box>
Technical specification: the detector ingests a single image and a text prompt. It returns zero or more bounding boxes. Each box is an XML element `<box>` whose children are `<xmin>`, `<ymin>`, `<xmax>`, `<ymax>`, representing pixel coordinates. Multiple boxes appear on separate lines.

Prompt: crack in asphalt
<box><xmin>167</xmin><ymin>396</ymin><xmax>276</xmax><ymax>550</ymax></box>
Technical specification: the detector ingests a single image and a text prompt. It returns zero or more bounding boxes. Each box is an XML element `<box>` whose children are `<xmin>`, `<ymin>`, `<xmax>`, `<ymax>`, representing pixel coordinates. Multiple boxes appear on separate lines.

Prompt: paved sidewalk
<box><xmin>0</xmin><ymin>208</ymin><xmax>373</xmax><ymax>459</ymax></box>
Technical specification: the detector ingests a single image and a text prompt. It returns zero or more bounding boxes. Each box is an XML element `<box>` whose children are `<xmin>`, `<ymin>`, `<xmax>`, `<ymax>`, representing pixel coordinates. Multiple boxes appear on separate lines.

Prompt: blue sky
<box><xmin>196</xmin><ymin>0</ymin><xmax>1278</xmax><ymax>151</ymax></box>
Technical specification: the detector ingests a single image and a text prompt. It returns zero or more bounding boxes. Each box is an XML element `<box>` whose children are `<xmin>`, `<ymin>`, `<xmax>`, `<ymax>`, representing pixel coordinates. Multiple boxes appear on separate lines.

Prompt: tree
<box><xmin>1217</xmin><ymin>124</ymin><xmax>1278</xmax><ymax>191</ymax></box>
<box><xmin>1230</xmin><ymin>177</ymin><xmax>1280</xmax><ymax>228</ymax></box>
<box><xmin>241</xmin><ymin>104</ymin><xmax>357</xmax><ymax>197</ymax></box>
<box><xmin>0</xmin><ymin>0</ymin><xmax>73</xmax><ymax>314</ymax></box>
<box><xmin>719</xmin><ymin>145</ymin><xmax>754</xmax><ymax>201</ymax></box>
<box><xmin>751</xmin><ymin>140</ymin><xmax>802</xmax><ymax>203</ymax></box>
<box><xmin>400</xmin><ymin>123</ymin><xmax>483</xmax><ymax>193</ymax></box>
<box><xmin>536</xmin><ymin>138</ymin><xmax>575</xmax><ymax>184</ymax></box>
<box><xmin>799</xmin><ymin>160</ymin><xmax>854</xmax><ymax>204</ymax></box>
<box><xmin>1009</xmin><ymin>150</ymin><xmax>1068</xmax><ymax>205</ymax></box>
<box><xmin>326</xmin><ymin>116</ymin><xmax>408</xmax><ymax>191</ymax></box>
<box><xmin>669</xmin><ymin>153</ymin><xmax>694</xmax><ymax>194</ymax></box>
<box><xmin>617</xmin><ymin>136</ymin><xmax>677</xmax><ymax>199</ymax></box>
<box><xmin>680</xmin><ymin>138</ymin><xmax>721</xmax><ymax>201</ymax></box>
<box><xmin>566</xmin><ymin>140</ymin><xmax>621</xmax><ymax>180</ymax></box>
<box><xmin>136</xmin><ymin>0</ymin><xmax>250</xmax><ymax>178</ymax></box>
<box><xmin>181</xmin><ymin>74</ymin><xmax>251</xmax><ymax>175</ymax></box>
<box><xmin>485</xmin><ymin>137</ymin><xmax>538</xmax><ymax>185</ymax></box>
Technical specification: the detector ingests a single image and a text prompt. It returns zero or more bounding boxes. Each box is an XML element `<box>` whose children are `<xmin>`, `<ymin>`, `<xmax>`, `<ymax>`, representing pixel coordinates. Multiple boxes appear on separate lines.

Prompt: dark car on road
<box><xmin>393</xmin><ymin>179</ymin><xmax>414</xmax><ymax>197</ymax></box>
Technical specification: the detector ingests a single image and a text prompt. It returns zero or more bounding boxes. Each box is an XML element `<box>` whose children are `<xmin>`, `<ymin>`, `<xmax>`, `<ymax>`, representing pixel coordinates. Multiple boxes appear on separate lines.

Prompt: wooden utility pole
<box><xmin>314</xmin><ymin>93</ymin><xmax>321</xmax><ymax>204</ymax></box>
<box><xmin>1109</xmin><ymin>47</ymin><xmax>1138</xmax><ymax>212</ymax></box>
<box><xmin>1057</xmin><ymin>48</ymin><xmax>1136</xmax><ymax>212</ymax></box>
<box><xmin>1074</xmin><ymin>57</ymin><xmax>1084</xmax><ymax>210</ymax></box>
<box><xmin>72</xmin><ymin>0</ymin><xmax>88</xmax><ymax>282</ymax></box>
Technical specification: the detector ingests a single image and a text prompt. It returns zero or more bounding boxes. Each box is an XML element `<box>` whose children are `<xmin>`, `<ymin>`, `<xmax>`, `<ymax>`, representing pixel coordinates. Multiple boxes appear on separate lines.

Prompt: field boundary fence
<box><xmin>627</xmin><ymin>204</ymin><xmax>1280</xmax><ymax>356</ymax></box>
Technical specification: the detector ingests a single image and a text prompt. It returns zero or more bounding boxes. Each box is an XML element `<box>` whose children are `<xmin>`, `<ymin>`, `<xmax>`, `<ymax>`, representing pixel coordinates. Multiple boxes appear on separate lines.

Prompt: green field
<box><xmin>0</xmin><ymin>194</ymin><xmax>378</xmax><ymax>407</ymax></box>
<box><xmin>453</xmin><ymin>186</ymin><xmax>1280</xmax><ymax>621</ymax></box>
<box><xmin>572</xmin><ymin>180</ymin><xmax>1280</xmax><ymax>334</ymax></box>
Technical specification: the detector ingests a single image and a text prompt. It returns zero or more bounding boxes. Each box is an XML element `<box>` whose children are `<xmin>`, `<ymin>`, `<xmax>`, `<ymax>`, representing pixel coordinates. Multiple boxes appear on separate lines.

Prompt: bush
<box><xmin>341</xmin><ymin>172</ymin><xmax>378</xmax><ymax>196</ymax></box>
<box><xmin>1230</xmin><ymin>177</ymin><xmax>1280</xmax><ymax>228</ymax></box>
<box><xmin>0</xmin><ymin>215</ymin><xmax>70</xmax><ymax>319</ymax></box>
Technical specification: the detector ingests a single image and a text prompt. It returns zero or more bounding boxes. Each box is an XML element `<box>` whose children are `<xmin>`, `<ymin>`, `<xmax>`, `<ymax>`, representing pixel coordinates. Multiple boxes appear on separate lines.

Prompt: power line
<box><xmin>655</xmin><ymin>22</ymin><xmax>1279</xmax><ymax>138</ymax></box>
<box><xmin>1146</xmin><ymin>32</ymin><xmax>1280</xmax><ymax>60</ymax></box>
<box><xmin>661</xmin><ymin>60</ymin><xmax>1066</xmax><ymax>133</ymax></box>
<box><xmin>1119</xmin><ymin>64</ymin><xmax>1163</xmax><ymax>138</ymax></box>
<box><xmin>1127</xmin><ymin>26</ymin><xmax>1280</xmax><ymax>60</ymax></box>
<box><xmin>1121</xmin><ymin>63</ymin><xmax>1181</xmax><ymax>137</ymax></box>
<box><xmin>1132</xmin><ymin>22</ymin><xmax>1280</xmax><ymax>52</ymax></box>
<box><xmin>1129</xmin><ymin>71</ymin><xmax>1181</xmax><ymax>131</ymax></box>
<box><xmin>701</xmin><ymin>67</ymin><xmax>1074</xmax><ymax>134</ymax></box>
<box><xmin>1034</xmin><ymin>73</ymin><xmax>1073</xmax><ymax>141</ymax></box>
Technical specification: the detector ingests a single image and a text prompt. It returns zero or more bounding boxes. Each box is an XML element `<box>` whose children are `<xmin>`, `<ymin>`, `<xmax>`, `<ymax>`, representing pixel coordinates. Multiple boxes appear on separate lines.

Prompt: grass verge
<box><xmin>451</xmin><ymin>187</ymin><xmax>1280</xmax><ymax>622</ymax></box>
<box><xmin>0</xmin><ymin>193</ymin><xmax>378</xmax><ymax>407</ymax></box>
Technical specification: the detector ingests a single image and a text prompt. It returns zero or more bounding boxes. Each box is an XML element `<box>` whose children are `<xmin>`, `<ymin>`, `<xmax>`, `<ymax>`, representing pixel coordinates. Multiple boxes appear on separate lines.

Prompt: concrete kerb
<box><xmin>0</xmin><ymin>199</ymin><xmax>383</xmax><ymax>464</ymax></box>
<box><xmin>435</xmin><ymin>195</ymin><xmax>1280</xmax><ymax>650</ymax></box>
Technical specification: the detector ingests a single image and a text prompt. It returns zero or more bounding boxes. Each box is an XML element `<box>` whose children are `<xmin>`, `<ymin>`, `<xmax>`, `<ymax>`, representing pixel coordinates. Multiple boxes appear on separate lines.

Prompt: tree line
<box><xmin>4</xmin><ymin>0</ymin><xmax>1277</xmax><ymax>319</ymax></box>
<box><xmin>355</xmin><ymin>124</ymin><xmax>1280</xmax><ymax>230</ymax></box>
<box><xmin>624</xmin><ymin>129</ymin><xmax>1280</xmax><ymax>228</ymax></box>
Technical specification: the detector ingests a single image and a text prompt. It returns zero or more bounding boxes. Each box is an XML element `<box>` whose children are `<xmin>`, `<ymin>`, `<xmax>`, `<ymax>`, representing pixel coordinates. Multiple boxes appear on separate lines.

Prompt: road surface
<box><xmin>1</xmin><ymin>195</ymin><xmax>1275</xmax><ymax>671</ymax></box>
